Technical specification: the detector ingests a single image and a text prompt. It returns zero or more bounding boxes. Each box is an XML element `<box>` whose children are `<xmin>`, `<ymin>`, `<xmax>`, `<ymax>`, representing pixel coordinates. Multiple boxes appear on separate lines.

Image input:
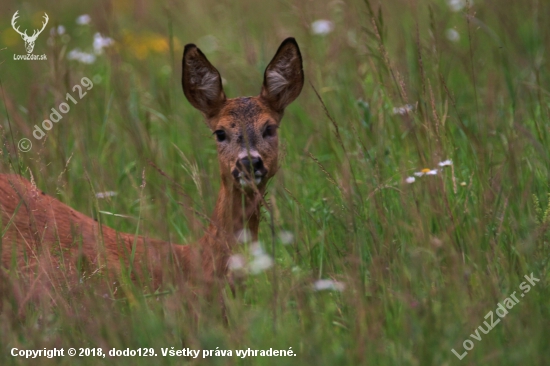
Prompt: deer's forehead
<box><xmin>217</xmin><ymin>97</ymin><xmax>274</xmax><ymax>130</ymax></box>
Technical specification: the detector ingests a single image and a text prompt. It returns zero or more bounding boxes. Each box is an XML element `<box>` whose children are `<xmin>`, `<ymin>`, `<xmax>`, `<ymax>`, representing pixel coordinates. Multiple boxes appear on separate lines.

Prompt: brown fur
<box><xmin>0</xmin><ymin>38</ymin><xmax>304</xmax><ymax>294</ymax></box>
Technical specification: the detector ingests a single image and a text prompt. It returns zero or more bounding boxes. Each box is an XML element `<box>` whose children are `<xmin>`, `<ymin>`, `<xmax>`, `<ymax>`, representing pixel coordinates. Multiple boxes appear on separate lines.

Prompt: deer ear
<box><xmin>260</xmin><ymin>38</ymin><xmax>304</xmax><ymax>112</ymax></box>
<box><xmin>182</xmin><ymin>44</ymin><xmax>226</xmax><ymax>118</ymax></box>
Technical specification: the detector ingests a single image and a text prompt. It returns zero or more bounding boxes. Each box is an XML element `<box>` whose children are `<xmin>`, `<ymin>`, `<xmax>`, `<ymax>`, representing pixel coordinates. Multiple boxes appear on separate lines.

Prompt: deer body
<box><xmin>0</xmin><ymin>38</ymin><xmax>304</xmax><ymax>291</ymax></box>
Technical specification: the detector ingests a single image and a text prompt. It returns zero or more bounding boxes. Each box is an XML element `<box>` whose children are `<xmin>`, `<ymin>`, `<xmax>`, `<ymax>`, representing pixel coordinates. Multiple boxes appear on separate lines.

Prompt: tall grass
<box><xmin>1</xmin><ymin>0</ymin><xmax>549</xmax><ymax>364</ymax></box>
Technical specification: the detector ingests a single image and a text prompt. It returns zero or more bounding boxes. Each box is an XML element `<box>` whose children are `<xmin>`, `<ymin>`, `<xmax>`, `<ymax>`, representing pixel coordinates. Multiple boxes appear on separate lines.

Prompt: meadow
<box><xmin>1</xmin><ymin>0</ymin><xmax>549</xmax><ymax>364</ymax></box>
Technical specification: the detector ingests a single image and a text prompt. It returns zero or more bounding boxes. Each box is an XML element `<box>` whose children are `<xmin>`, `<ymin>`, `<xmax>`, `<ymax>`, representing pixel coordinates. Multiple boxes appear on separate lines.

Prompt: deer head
<box><xmin>11</xmin><ymin>11</ymin><xmax>49</xmax><ymax>54</ymax></box>
<box><xmin>181</xmin><ymin>38</ymin><xmax>304</xmax><ymax>193</ymax></box>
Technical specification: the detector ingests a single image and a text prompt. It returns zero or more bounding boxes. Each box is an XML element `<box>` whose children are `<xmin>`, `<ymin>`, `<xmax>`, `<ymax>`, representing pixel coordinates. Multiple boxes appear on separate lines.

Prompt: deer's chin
<box><xmin>236</xmin><ymin>176</ymin><xmax>262</xmax><ymax>190</ymax></box>
<box><xmin>232</xmin><ymin>172</ymin><xmax>266</xmax><ymax>191</ymax></box>
<box><xmin>231</xmin><ymin>168</ymin><xmax>268</xmax><ymax>190</ymax></box>
<box><xmin>239</xmin><ymin>177</ymin><xmax>262</xmax><ymax>186</ymax></box>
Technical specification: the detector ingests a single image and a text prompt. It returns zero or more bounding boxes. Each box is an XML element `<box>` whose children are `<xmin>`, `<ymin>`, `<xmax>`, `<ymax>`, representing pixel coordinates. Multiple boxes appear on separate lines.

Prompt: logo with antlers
<box><xmin>11</xmin><ymin>11</ymin><xmax>49</xmax><ymax>54</ymax></box>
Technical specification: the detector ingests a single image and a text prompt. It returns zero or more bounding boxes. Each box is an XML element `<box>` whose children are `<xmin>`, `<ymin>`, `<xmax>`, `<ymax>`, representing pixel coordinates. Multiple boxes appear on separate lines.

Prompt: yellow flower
<box><xmin>122</xmin><ymin>31</ymin><xmax>180</xmax><ymax>59</ymax></box>
<box><xmin>1</xmin><ymin>28</ymin><xmax>19</xmax><ymax>47</ymax></box>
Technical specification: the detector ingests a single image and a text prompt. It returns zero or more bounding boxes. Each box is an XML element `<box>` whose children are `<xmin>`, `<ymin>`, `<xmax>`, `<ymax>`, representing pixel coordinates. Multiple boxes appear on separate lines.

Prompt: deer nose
<box><xmin>240</xmin><ymin>157</ymin><xmax>265</xmax><ymax>174</ymax></box>
<box><xmin>233</xmin><ymin>157</ymin><xmax>268</xmax><ymax>181</ymax></box>
<box><xmin>246</xmin><ymin>157</ymin><xmax>263</xmax><ymax>172</ymax></box>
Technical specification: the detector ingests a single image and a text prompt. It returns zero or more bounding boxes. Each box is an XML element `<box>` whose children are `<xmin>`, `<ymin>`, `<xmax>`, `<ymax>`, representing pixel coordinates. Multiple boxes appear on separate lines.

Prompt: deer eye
<box><xmin>263</xmin><ymin>125</ymin><xmax>278</xmax><ymax>138</ymax></box>
<box><xmin>213</xmin><ymin>130</ymin><xmax>227</xmax><ymax>142</ymax></box>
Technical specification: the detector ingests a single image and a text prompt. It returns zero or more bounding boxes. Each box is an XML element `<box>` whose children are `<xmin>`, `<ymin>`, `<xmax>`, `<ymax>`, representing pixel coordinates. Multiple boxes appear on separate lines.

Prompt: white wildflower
<box><xmin>76</xmin><ymin>14</ymin><xmax>91</xmax><ymax>25</ymax></box>
<box><xmin>313</xmin><ymin>279</ymin><xmax>345</xmax><ymax>292</ymax></box>
<box><xmin>311</xmin><ymin>20</ymin><xmax>334</xmax><ymax>35</ymax></box>
<box><xmin>249</xmin><ymin>241</ymin><xmax>264</xmax><ymax>257</ymax></box>
<box><xmin>67</xmin><ymin>49</ymin><xmax>96</xmax><ymax>64</ymax></box>
<box><xmin>445</xmin><ymin>29</ymin><xmax>460</xmax><ymax>42</ymax></box>
<box><xmin>249</xmin><ymin>253</ymin><xmax>273</xmax><ymax>274</ymax></box>
<box><xmin>236</xmin><ymin>229</ymin><xmax>252</xmax><ymax>244</ymax></box>
<box><xmin>95</xmin><ymin>191</ymin><xmax>117</xmax><ymax>199</ymax></box>
<box><xmin>93</xmin><ymin>33</ymin><xmax>114</xmax><ymax>54</ymax></box>
<box><xmin>247</xmin><ymin>242</ymin><xmax>274</xmax><ymax>274</ymax></box>
<box><xmin>278</xmin><ymin>231</ymin><xmax>294</xmax><ymax>245</ymax></box>
<box><xmin>405</xmin><ymin>176</ymin><xmax>416</xmax><ymax>184</ymax></box>
<box><xmin>228</xmin><ymin>254</ymin><xmax>246</xmax><ymax>271</ymax></box>
<box><xmin>392</xmin><ymin>104</ymin><xmax>414</xmax><ymax>115</ymax></box>
<box><xmin>438</xmin><ymin>159</ymin><xmax>453</xmax><ymax>167</ymax></box>
<box><xmin>414</xmin><ymin>168</ymin><xmax>438</xmax><ymax>177</ymax></box>
<box><xmin>447</xmin><ymin>0</ymin><xmax>470</xmax><ymax>12</ymax></box>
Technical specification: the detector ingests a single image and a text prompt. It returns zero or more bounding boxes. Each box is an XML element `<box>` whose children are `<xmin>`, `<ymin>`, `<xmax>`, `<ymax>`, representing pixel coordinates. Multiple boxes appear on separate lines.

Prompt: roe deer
<box><xmin>0</xmin><ymin>38</ymin><xmax>304</xmax><ymax>293</ymax></box>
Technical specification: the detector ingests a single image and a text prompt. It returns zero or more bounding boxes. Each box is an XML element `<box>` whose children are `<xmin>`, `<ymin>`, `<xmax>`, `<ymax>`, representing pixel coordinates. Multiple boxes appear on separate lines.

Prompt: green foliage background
<box><xmin>1</xmin><ymin>0</ymin><xmax>549</xmax><ymax>364</ymax></box>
